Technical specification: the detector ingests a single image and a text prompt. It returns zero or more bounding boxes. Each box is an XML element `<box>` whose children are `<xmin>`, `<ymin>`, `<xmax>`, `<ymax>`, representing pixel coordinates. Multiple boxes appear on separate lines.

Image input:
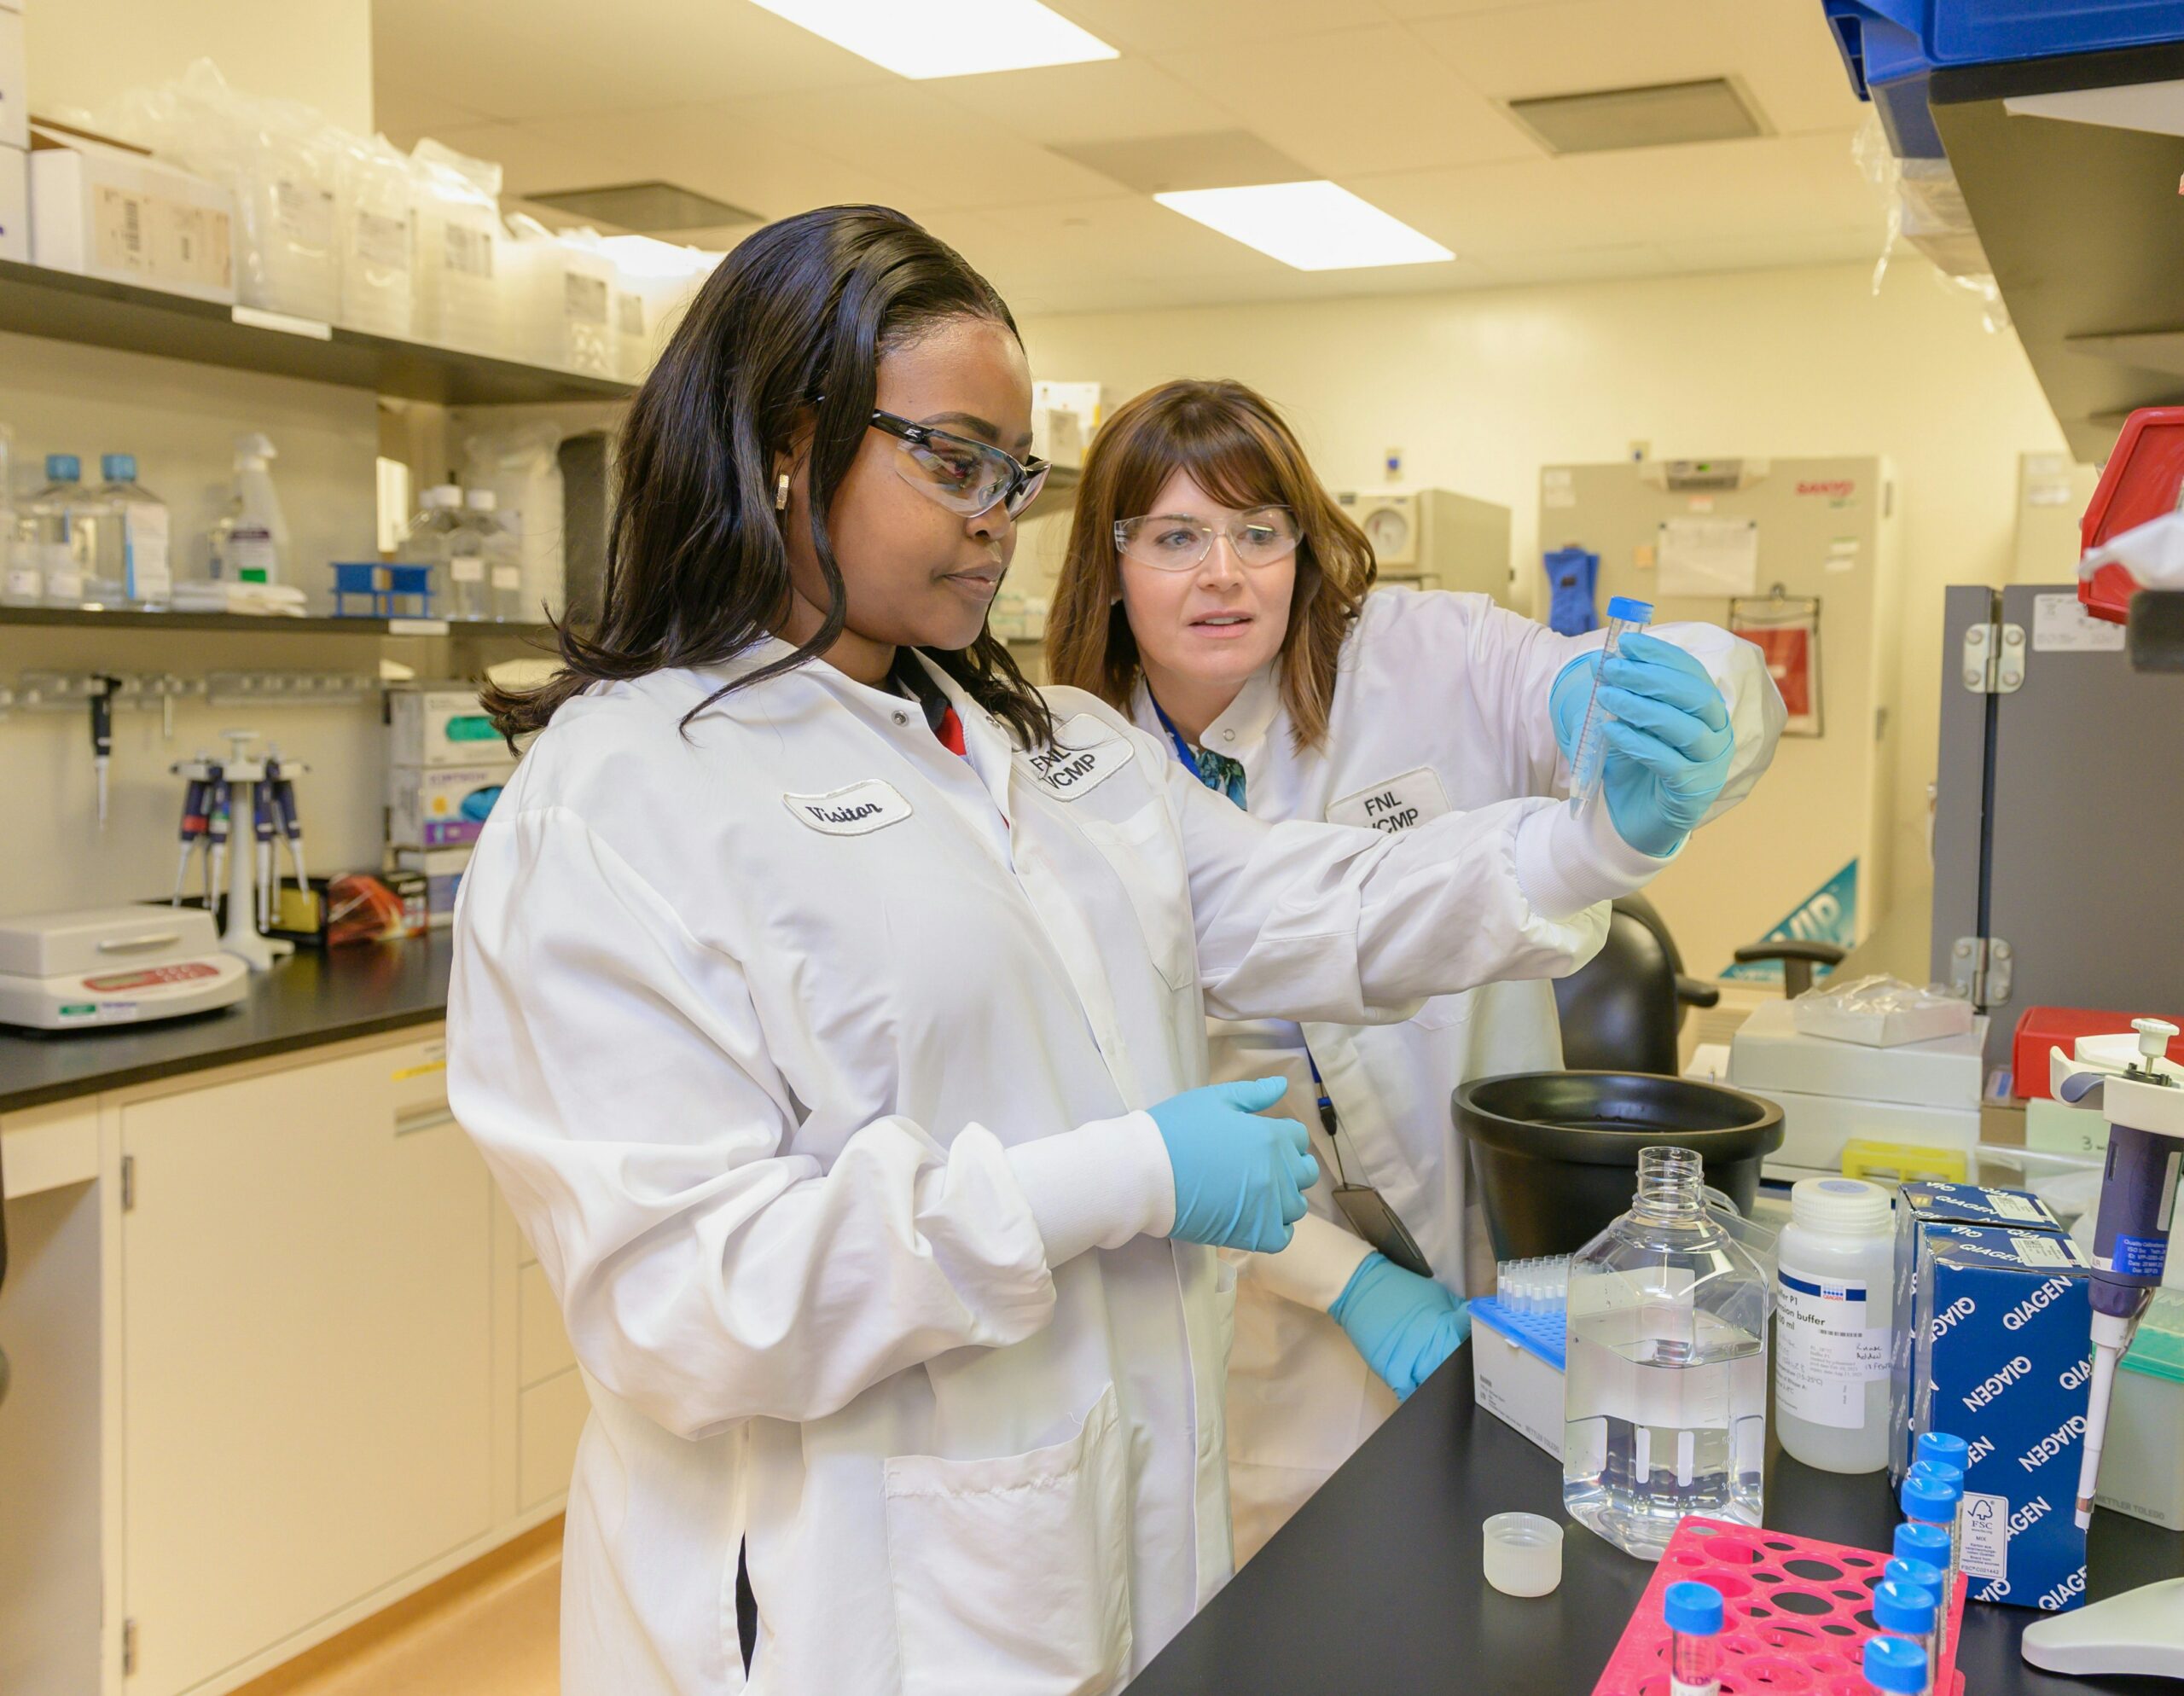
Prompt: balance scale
<box><xmin>0</xmin><ymin>905</ymin><xmax>247</xmax><ymax>1030</ymax></box>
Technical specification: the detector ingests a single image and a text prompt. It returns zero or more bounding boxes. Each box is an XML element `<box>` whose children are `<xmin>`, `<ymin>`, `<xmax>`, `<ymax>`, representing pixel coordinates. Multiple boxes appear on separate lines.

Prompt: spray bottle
<box><xmin>210</xmin><ymin>434</ymin><xmax>289</xmax><ymax>585</ymax></box>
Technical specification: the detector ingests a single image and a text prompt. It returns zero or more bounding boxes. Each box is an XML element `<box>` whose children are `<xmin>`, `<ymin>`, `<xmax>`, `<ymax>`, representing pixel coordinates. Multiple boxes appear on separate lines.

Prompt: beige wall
<box><xmin>23</xmin><ymin>0</ymin><xmax>374</xmax><ymax>131</ymax></box>
<box><xmin>1018</xmin><ymin>258</ymin><xmax>2067</xmax><ymax>926</ymax></box>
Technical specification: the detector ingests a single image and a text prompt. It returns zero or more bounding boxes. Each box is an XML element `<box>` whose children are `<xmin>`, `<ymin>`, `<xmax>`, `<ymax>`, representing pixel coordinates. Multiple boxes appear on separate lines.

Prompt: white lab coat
<box><xmin>448</xmin><ymin>637</ymin><xmax>1644</xmax><ymax>1696</ymax></box>
<box><xmin>1130</xmin><ymin>589</ymin><xmax>1786</xmax><ymax>1564</ymax></box>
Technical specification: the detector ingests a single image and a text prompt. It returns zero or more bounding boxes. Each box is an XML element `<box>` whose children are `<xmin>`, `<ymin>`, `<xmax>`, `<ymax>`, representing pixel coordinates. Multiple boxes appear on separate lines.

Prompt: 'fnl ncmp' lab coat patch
<box><xmin>1327</xmin><ymin>766</ymin><xmax>1450</xmax><ymax>836</ymax></box>
<box><xmin>1021</xmin><ymin>715</ymin><xmax>1134</xmax><ymax>801</ymax></box>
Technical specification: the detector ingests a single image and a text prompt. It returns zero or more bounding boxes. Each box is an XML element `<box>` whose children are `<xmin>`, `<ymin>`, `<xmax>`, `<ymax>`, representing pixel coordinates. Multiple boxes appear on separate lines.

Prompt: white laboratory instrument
<box><xmin>1333</xmin><ymin>487</ymin><xmax>1512</xmax><ymax>601</ymax></box>
<box><xmin>171</xmin><ymin>730</ymin><xmax>308</xmax><ymax>972</ymax></box>
<box><xmin>0</xmin><ymin>905</ymin><xmax>246</xmax><ymax>1029</ymax></box>
<box><xmin>2019</xmin><ymin>1019</ymin><xmax>2184</xmax><ymax>1682</ymax></box>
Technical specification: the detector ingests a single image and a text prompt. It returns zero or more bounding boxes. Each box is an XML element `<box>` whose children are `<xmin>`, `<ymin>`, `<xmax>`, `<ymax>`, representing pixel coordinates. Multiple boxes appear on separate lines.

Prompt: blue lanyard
<box><xmin>1148</xmin><ymin>693</ymin><xmax>1336</xmax><ymax>1117</ymax></box>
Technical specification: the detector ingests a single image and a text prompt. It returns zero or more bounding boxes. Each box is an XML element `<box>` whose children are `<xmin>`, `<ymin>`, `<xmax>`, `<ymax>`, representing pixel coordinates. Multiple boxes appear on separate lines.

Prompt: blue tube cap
<box><xmin>1663</xmin><ymin>1580</ymin><xmax>1724</xmax><ymax>1635</ymax></box>
<box><xmin>1863</xmin><ymin>1634</ymin><xmax>1930</xmax><ymax>1693</ymax></box>
<box><xmin>1909</xmin><ymin>1459</ymin><xmax>1964</xmax><ymax>1499</ymax></box>
<box><xmin>1915</xmin><ymin>1431</ymin><xmax>1970</xmax><ymax>1474</ymax></box>
<box><xmin>1885</xmin><ymin>1556</ymin><xmax>1947</xmax><ymax>1597</ymax></box>
<box><xmin>1606</xmin><ymin>595</ymin><xmax>1653</xmax><ymax>622</ymax></box>
<box><xmin>1894</xmin><ymin>1521</ymin><xmax>1952</xmax><ymax>1566</ymax></box>
<box><xmin>1902</xmin><ymin>1471</ymin><xmax>1958</xmax><ymax>1519</ymax></box>
<box><xmin>1873</xmin><ymin>1578</ymin><xmax>1939</xmax><ymax>1634</ymax></box>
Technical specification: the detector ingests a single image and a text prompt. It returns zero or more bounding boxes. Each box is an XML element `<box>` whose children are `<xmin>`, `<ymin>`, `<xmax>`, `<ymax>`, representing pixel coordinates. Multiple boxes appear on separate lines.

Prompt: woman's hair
<box><xmin>484</xmin><ymin>204</ymin><xmax>1054</xmax><ymax>746</ymax></box>
<box><xmin>1044</xmin><ymin>379</ymin><xmax>1374</xmax><ymax>751</ymax></box>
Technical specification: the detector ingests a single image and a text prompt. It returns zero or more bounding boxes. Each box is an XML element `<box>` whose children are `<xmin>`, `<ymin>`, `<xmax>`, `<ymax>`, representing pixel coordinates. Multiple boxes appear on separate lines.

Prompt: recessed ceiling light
<box><xmin>1153</xmin><ymin>182</ymin><xmax>1454</xmax><ymax>272</ymax></box>
<box><xmin>747</xmin><ymin>0</ymin><xmax>1117</xmax><ymax>79</ymax></box>
<box><xmin>1507</xmin><ymin>78</ymin><xmax>1768</xmax><ymax>154</ymax></box>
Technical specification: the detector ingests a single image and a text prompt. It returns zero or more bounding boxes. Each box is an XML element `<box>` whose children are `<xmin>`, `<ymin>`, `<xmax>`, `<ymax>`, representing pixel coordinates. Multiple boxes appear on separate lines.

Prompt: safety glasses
<box><xmin>1112</xmin><ymin>506</ymin><xmax>1303</xmax><ymax>572</ymax></box>
<box><xmin>868</xmin><ymin>409</ymin><xmax>1051</xmax><ymax>520</ymax></box>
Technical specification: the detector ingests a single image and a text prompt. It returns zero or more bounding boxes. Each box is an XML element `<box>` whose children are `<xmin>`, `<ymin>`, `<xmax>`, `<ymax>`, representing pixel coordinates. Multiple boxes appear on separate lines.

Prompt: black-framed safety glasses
<box><xmin>868</xmin><ymin>409</ymin><xmax>1051</xmax><ymax>520</ymax></box>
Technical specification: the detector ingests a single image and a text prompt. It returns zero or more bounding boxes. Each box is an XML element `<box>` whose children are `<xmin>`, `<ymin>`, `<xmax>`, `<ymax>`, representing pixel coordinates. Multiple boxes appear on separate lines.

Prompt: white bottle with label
<box><xmin>1775</xmin><ymin>1177</ymin><xmax>1894</xmax><ymax>1473</ymax></box>
<box><xmin>207</xmin><ymin>433</ymin><xmax>289</xmax><ymax>586</ymax></box>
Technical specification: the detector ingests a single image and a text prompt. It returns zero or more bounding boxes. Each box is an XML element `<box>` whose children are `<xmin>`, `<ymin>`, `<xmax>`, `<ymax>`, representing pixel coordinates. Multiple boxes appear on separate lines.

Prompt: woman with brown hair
<box><xmin>1048</xmin><ymin>378</ymin><xmax>1786</xmax><ymax>1562</ymax></box>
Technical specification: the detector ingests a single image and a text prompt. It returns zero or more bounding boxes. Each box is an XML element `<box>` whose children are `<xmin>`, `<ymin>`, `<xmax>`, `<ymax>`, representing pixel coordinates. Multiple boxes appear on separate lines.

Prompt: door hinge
<box><xmin>1949</xmin><ymin>935</ymin><xmax>2014</xmax><ymax>1004</ymax></box>
<box><xmin>122</xmin><ymin>1618</ymin><xmax>137</xmax><ymax>1676</ymax></box>
<box><xmin>120</xmin><ymin>1153</ymin><xmax>135</xmax><ymax>1212</ymax></box>
<box><xmin>1961</xmin><ymin>621</ymin><xmax>2026</xmax><ymax>693</ymax></box>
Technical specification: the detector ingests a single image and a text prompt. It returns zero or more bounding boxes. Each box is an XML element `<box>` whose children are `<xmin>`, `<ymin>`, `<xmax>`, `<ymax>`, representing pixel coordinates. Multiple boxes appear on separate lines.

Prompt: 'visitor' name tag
<box><xmin>783</xmin><ymin>779</ymin><xmax>913</xmax><ymax>836</ymax></box>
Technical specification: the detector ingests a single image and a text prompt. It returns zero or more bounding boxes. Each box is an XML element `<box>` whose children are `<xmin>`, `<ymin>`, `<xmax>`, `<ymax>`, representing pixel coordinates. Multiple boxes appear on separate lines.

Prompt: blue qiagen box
<box><xmin>1890</xmin><ymin>1182</ymin><xmax>2065</xmax><ymax>1483</ymax></box>
<box><xmin>1909</xmin><ymin>1222</ymin><xmax>2094</xmax><ymax>1612</ymax></box>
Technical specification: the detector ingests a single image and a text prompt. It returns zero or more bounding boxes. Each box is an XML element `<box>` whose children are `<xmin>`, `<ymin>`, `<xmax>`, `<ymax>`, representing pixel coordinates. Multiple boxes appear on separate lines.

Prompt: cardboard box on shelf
<box><xmin>386</xmin><ymin>761</ymin><xmax>516</xmax><ymax>851</ymax></box>
<box><xmin>387</xmin><ymin>686</ymin><xmax>508</xmax><ymax>768</ymax></box>
<box><xmin>29</xmin><ymin>130</ymin><xmax>236</xmax><ymax>303</ymax></box>
<box><xmin>0</xmin><ymin>142</ymin><xmax>24</xmax><ymax>264</ymax></box>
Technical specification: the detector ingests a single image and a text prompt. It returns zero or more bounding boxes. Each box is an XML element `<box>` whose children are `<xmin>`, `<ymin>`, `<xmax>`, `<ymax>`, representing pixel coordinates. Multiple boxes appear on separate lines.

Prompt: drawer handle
<box><xmin>394</xmin><ymin>1102</ymin><xmax>456</xmax><ymax>1137</ymax></box>
<box><xmin>97</xmin><ymin>933</ymin><xmax>181</xmax><ymax>954</ymax></box>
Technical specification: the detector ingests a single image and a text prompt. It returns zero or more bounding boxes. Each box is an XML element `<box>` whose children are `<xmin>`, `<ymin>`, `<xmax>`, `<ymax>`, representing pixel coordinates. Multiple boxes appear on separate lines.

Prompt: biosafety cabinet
<box><xmin>1537</xmin><ymin>458</ymin><xmax>1903</xmax><ymax>984</ymax></box>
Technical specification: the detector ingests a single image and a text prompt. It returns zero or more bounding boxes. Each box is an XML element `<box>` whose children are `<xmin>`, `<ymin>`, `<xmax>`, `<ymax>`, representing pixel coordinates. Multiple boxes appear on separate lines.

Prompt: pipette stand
<box><xmin>171</xmin><ymin>732</ymin><xmax>308</xmax><ymax>973</ymax></box>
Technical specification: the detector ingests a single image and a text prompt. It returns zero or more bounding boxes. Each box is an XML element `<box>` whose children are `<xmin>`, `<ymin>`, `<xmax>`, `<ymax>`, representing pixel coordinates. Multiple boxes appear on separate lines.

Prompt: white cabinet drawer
<box><xmin>520</xmin><ymin>1368</ymin><xmax>589</xmax><ymax>1511</ymax></box>
<box><xmin>519</xmin><ymin>1261</ymin><xmax>578</xmax><ymax>1386</ymax></box>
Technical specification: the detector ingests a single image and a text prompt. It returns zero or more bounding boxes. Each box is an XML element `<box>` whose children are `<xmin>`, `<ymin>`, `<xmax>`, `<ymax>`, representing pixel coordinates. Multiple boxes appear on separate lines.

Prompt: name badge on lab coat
<box><xmin>1022</xmin><ymin>715</ymin><xmax>1133</xmax><ymax>801</ymax></box>
<box><xmin>1327</xmin><ymin>767</ymin><xmax>1450</xmax><ymax>837</ymax></box>
<box><xmin>782</xmin><ymin>778</ymin><xmax>913</xmax><ymax>837</ymax></box>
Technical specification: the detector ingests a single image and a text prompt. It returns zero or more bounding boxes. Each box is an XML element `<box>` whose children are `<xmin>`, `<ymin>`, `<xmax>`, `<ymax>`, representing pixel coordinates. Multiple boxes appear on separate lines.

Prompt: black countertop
<box><xmin>0</xmin><ymin>933</ymin><xmax>454</xmax><ymax>1114</ymax></box>
<box><xmin>1135</xmin><ymin>1350</ymin><xmax>2184</xmax><ymax>1695</ymax></box>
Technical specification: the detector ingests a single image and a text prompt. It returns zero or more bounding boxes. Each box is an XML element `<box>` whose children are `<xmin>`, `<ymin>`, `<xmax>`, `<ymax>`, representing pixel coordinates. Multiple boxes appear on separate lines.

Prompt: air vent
<box><xmin>1054</xmin><ymin>131</ymin><xmax>1315</xmax><ymax>196</ymax></box>
<box><xmin>1507</xmin><ymin>78</ymin><xmax>1767</xmax><ymax>155</ymax></box>
<box><xmin>526</xmin><ymin>182</ymin><xmax>762</xmax><ymax>234</ymax></box>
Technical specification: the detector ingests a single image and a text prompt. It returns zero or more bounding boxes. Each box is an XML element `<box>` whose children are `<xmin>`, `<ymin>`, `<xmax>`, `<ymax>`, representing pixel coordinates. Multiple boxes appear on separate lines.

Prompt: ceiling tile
<box><xmin>1559</xmin><ymin>131</ymin><xmax>1880</xmax><ymax>247</ymax></box>
<box><xmin>372</xmin><ymin>87</ymin><xmax>495</xmax><ymax>150</ymax></box>
<box><xmin>1340</xmin><ymin>159</ymin><xmax>1625</xmax><ymax>256</ymax></box>
<box><xmin>566</xmin><ymin>105</ymin><xmax>929</xmax><ymax>224</ymax></box>
<box><xmin>723</xmin><ymin>84</ymin><xmax>1123</xmax><ymax>212</ymax></box>
<box><xmin>1153</xmin><ymin>25</ymin><xmax>1537</xmax><ymax>177</ymax></box>
<box><xmin>1049</xmin><ymin>0</ymin><xmax>1393</xmax><ymax>55</ymax></box>
<box><xmin>372</xmin><ymin>0</ymin><xmax>889</xmax><ymax>126</ymax></box>
<box><xmin>1465</xmin><ymin>242</ymin><xmax>1672</xmax><ymax>285</ymax></box>
<box><xmin>429</xmin><ymin>123</ymin><xmax>642</xmax><ymax>200</ymax></box>
<box><xmin>1411</xmin><ymin>0</ymin><xmax>1866</xmax><ymax>136</ymax></box>
<box><xmin>1655</xmin><ymin>225</ymin><xmax>1880</xmax><ymax>273</ymax></box>
<box><xmin>926</xmin><ymin>58</ymin><xmax>1213</xmax><ymax>148</ymax></box>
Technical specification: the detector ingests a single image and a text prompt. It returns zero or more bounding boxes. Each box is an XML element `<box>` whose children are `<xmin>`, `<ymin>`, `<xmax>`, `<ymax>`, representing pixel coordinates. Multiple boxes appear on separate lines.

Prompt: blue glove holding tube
<box><xmin>1147</xmin><ymin>1077</ymin><xmax>1318</xmax><ymax>1254</ymax></box>
<box><xmin>1550</xmin><ymin>631</ymin><xmax>1735</xmax><ymax>857</ymax></box>
<box><xmin>1328</xmin><ymin>1252</ymin><xmax>1472</xmax><ymax>1401</ymax></box>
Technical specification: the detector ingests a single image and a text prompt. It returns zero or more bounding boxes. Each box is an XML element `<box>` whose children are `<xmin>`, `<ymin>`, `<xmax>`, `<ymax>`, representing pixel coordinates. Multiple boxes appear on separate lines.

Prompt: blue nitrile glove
<box><xmin>1147</xmin><ymin>1077</ymin><xmax>1319</xmax><ymax>1254</ymax></box>
<box><xmin>1327</xmin><ymin>1252</ymin><xmax>1472</xmax><ymax>1402</ymax></box>
<box><xmin>1549</xmin><ymin>631</ymin><xmax>1734</xmax><ymax>857</ymax></box>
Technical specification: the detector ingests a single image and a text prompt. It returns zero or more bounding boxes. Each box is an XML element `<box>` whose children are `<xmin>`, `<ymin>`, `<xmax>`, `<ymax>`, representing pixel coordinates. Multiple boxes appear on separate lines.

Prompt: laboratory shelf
<box><xmin>0</xmin><ymin>258</ymin><xmax>636</xmax><ymax>407</ymax></box>
<box><xmin>1930</xmin><ymin>42</ymin><xmax>2184</xmax><ymax>462</ymax></box>
<box><xmin>0</xmin><ymin>607</ymin><xmax>560</xmax><ymax>640</ymax></box>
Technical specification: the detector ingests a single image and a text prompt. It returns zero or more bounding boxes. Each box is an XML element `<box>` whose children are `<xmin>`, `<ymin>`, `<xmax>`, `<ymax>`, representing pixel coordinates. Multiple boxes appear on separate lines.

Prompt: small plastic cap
<box><xmin>464</xmin><ymin>488</ymin><xmax>497</xmax><ymax>511</ymax></box>
<box><xmin>1893</xmin><ymin>1521</ymin><xmax>1951</xmax><ymax>1565</ymax></box>
<box><xmin>1791</xmin><ymin>1176</ymin><xmax>1891</xmax><ymax>1236</ymax></box>
<box><xmin>1907</xmin><ymin>1463</ymin><xmax>1963</xmax><ymax>1506</ymax></box>
<box><xmin>47</xmin><ymin>454</ymin><xmax>81</xmax><ymax>480</ymax></box>
<box><xmin>1481</xmin><ymin>1512</ymin><xmax>1562</xmax><ymax>1599</ymax></box>
<box><xmin>424</xmin><ymin>485</ymin><xmax>462</xmax><ymax>508</ymax></box>
<box><xmin>101</xmin><ymin>454</ymin><xmax>136</xmax><ymax>482</ymax></box>
<box><xmin>1914</xmin><ymin>1432</ymin><xmax>1970</xmax><ymax>1474</ymax></box>
<box><xmin>1884</xmin><ymin>1556</ymin><xmax>1946</xmax><ymax>1596</ymax></box>
<box><xmin>1663</xmin><ymin>1581</ymin><xmax>1724</xmax><ymax>1636</ymax></box>
<box><xmin>1863</xmin><ymin>1634</ymin><xmax>1930</xmax><ymax>1693</ymax></box>
<box><xmin>1902</xmin><ymin>1472</ymin><xmax>1957</xmax><ymax>1519</ymax></box>
<box><xmin>1606</xmin><ymin>595</ymin><xmax>1653</xmax><ymax>623</ymax></box>
<box><xmin>1872</xmin><ymin>1579</ymin><xmax>1938</xmax><ymax>1635</ymax></box>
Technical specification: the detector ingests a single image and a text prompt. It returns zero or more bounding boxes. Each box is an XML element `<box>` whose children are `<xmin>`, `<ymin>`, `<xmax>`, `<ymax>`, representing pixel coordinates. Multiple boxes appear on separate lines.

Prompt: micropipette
<box><xmin>2050</xmin><ymin>1022</ymin><xmax>2183</xmax><ymax>1528</ymax></box>
<box><xmin>90</xmin><ymin>674</ymin><xmax>119</xmax><ymax>829</ymax></box>
<box><xmin>171</xmin><ymin>773</ymin><xmax>209</xmax><ymax>906</ymax></box>
<box><xmin>205</xmin><ymin>768</ymin><xmax>230</xmax><ymax>915</ymax></box>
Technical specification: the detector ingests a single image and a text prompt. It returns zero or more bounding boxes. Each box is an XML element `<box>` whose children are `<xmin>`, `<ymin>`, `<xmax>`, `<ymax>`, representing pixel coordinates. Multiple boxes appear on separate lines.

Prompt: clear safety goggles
<box><xmin>868</xmin><ymin>409</ymin><xmax>1050</xmax><ymax>520</ymax></box>
<box><xmin>1113</xmin><ymin>506</ymin><xmax>1302</xmax><ymax>572</ymax></box>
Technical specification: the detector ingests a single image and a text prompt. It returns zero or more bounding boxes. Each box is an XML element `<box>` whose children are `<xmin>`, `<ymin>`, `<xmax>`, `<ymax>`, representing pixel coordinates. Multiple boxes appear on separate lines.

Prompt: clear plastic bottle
<box><xmin>398</xmin><ymin>484</ymin><xmax>466</xmax><ymax>616</ymax></box>
<box><xmin>1562</xmin><ymin>1145</ymin><xmax>1772</xmax><ymax>1560</ymax></box>
<box><xmin>1570</xmin><ymin>595</ymin><xmax>1656</xmax><ymax>799</ymax></box>
<box><xmin>94</xmin><ymin>454</ymin><xmax>172</xmax><ymax>607</ymax></box>
<box><xmin>29</xmin><ymin>455</ymin><xmax>95</xmax><ymax>608</ymax></box>
<box><xmin>0</xmin><ymin>427</ymin><xmax>33</xmax><ymax>607</ymax></box>
<box><xmin>1775</xmin><ymin>1177</ymin><xmax>1893</xmax><ymax>1473</ymax></box>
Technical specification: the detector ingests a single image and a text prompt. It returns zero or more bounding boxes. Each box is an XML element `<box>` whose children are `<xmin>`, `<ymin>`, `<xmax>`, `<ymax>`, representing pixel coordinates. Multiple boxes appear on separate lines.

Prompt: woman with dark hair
<box><xmin>1048</xmin><ymin>379</ymin><xmax>1786</xmax><ymax>1564</ymax></box>
<box><xmin>451</xmin><ymin>209</ymin><xmax>1661</xmax><ymax>1696</ymax></box>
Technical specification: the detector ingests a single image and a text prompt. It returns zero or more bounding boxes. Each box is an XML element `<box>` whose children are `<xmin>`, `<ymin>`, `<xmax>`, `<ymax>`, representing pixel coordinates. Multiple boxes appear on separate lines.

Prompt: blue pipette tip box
<box><xmin>1469</xmin><ymin>1296</ymin><xmax>1567</xmax><ymax>1461</ymax></box>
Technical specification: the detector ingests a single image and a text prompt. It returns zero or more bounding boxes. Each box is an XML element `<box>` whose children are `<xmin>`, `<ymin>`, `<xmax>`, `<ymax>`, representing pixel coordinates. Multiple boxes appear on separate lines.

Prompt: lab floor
<box><xmin>234</xmin><ymin>1520</ymin><xmax>562</xmax><ymax>1696</ymax></box>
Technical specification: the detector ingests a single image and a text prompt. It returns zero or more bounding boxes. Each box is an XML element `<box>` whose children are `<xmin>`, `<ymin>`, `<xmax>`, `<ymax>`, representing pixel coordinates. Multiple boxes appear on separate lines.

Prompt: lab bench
<box><xmin>0</xmin><ymin>934</ymin><xmax>583</xmax><ymax>1696</ymax></box>
<box><xmin>1132</xmin><ymin>1351</ymin><xmax>2184</xmax><ymax>1696</ymax></box>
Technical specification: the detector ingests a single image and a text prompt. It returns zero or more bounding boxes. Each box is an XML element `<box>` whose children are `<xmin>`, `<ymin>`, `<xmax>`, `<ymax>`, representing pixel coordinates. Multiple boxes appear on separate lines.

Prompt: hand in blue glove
<box><xmin>1147</xmin><ymin>1077</ymin><xmax>1319</xmax><ymax>1254</ymax></box>
<box><xmin>1328</xmin><ymin>1252</ymin><xmax>1471</xmax><ymax>1401</ymax></box>
<box><xmin>1549</xmin><ymin>631</ymin><xmax>1734</xmax><ymax>857</ymax></box>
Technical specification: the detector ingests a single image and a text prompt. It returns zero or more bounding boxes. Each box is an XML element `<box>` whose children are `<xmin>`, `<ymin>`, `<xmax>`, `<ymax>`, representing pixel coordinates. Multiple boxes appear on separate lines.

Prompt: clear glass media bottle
<box><xmin>1563</xmin><ymin>1145</ymin><xmax>1772</xmax><ymax>1560</ymax></box>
